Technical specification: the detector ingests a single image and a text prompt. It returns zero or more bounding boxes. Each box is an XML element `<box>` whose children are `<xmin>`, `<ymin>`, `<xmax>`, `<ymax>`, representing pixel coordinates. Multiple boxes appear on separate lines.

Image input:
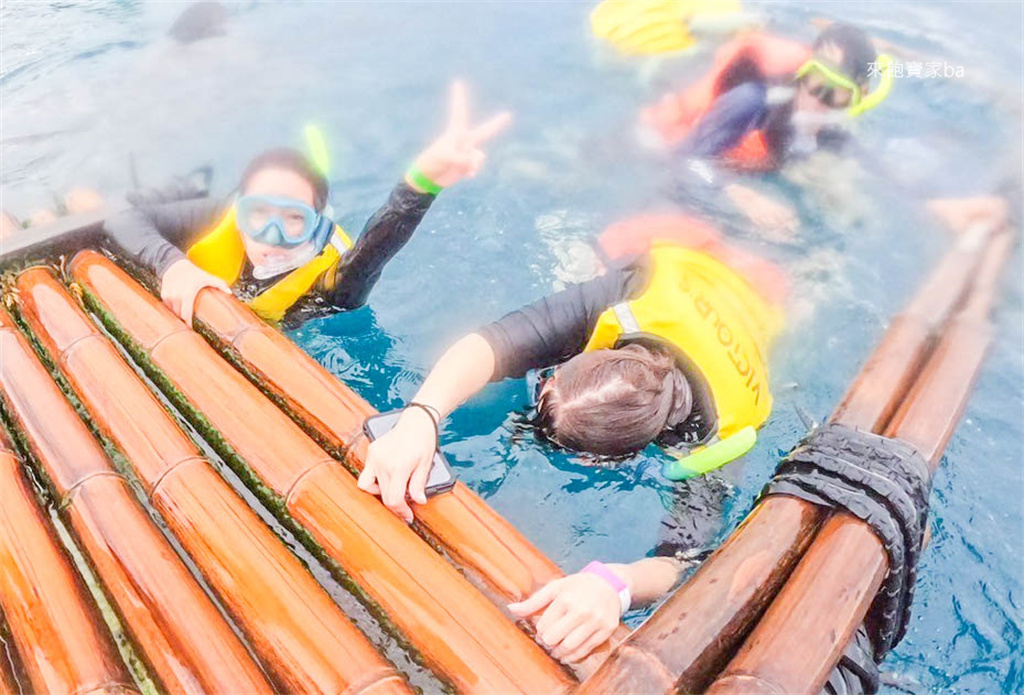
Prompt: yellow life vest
<box><xmin>585</xmin><ymin>243</ymin><xmax>783</xmax><ymax>470</ymax></box>
<box><xmin>186</xmin><ymin>206</ymin><xmax>354</xmax><ymax>322</ymax></box>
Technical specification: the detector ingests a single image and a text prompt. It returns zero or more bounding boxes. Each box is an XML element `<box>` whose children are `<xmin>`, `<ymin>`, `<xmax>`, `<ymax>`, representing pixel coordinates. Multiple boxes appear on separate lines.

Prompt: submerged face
<box><xmin>239</xmin><ymin>166</ymin><xmax>319</xmax><ymax>270</ymax></box>
<box><xmin>535</xmin><ymin>346</ymin><xmax>689</xmax><ymax>458</ymax></box>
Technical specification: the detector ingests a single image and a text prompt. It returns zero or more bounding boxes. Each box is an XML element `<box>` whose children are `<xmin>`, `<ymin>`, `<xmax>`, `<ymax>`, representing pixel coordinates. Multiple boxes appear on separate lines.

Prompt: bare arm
<box><xmin>608</xmin><ymin>557</ymin><xmax>684</xmax><ymax>606</ymax></box>
<box><xmin>508</xmin><ymin>556</ymin><xmax>684</xmax><ymax>664</ymax></box>
<box><xmin>407</xmin><ymin>332</ymin><xmax>496</xmax><ymax>419</ymax></box>
<box><xmin>357</xmin><ymin>333</ymin><xmax>496</xmax><ymax>522</ymax></box>
<box><xmin>723</xmin><ymin>183</ymin><xmax>799</xmax><ymax>242</ymax></box>
<box><xmin>357</xmin><ymin>259</ymin><xmax>647</xmax><ymax>522</ymax></box>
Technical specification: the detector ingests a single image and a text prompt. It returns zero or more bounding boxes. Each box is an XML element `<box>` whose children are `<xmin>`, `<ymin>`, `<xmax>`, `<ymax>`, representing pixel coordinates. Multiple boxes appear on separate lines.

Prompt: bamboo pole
<box><xmin>831</xmin><ymin>221</ymin><xmax>998</xmax><ymax>429</ymax></box>
<box><xmin>705</xmin><ymin>232</ymin><xmax>1012</xmax><ymax>695</ymax></box>
<box><xmin>193</xmin><ymin>289</ymin><xmax>563</xmax><ymax>600</ymax></box>
<box><xmin>0</xmin><ymin>614</ymin><xmax>17</xmax><ymax>695</ymax></box>
<box><xmin>0</xmin><ymin>310</ymin><xmax>272</xmax><ymax>695</ymax></box>
<box><xmin>191</xmin><ymin>285</ymin><xmax>629</xmax><ymax>676</ymax></box>
<box><xmin>14</xmin><ymin>267</ymin><xmax>410</xmax><ymax>695</ymax></box>
<box><xmin>0</xmin><ymin>426</ymin><xmax>138</xmax><ymax>695</ymax></box>
<box><xmin>575</xmin><ymin>220</ymin><xmax>1003</xmax><ymax>695</ymax></box>
<box><xmin>69</xmin><ymin>251</ymin><xmax>574</xmax><ymax>695</ymax></box>
<box><xmin>0</xmin><ymin>625</ymin><xmax>17</xmax><ymax>695</ymax></box>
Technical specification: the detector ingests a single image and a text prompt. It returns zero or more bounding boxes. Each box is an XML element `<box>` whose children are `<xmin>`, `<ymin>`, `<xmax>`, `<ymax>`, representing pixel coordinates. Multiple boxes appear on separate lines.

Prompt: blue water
<box><xmin>2</xmin><ymin>2</ymin><xmax>1022</xmax><ymax>693</ymax></box>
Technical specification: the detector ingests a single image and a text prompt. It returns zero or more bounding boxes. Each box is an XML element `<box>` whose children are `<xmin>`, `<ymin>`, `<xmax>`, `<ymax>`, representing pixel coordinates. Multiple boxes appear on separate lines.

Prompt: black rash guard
<box><xmin>103</xmin><ymin>181</ymin><xmax>434</xmax><ymax>317</ymax></box>
<box><xmin>476</xmin><ymin>255</ymin><xmax>728</xmax><ymax>561</ymax></box>
<box><xmin>477</xmin><ymin>256</ymin><xmax>652</xmax><ymax>380</ymax></box>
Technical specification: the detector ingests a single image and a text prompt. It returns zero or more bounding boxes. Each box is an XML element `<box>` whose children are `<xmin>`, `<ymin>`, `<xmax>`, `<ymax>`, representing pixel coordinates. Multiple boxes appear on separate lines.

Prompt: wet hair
<box><xmin>536</xmin><ymin>343</ymin><xmax>693</xmax><ymax>457</ymax></box>
<box><xmin>813</xmin><ymin>23</ymin><xmax>876</xmax><ymax>85</ymax></box>
<box><xmin>239</xmin><ymin>147</ymin><xmax>329</xmax><ymax>211</ymax></box>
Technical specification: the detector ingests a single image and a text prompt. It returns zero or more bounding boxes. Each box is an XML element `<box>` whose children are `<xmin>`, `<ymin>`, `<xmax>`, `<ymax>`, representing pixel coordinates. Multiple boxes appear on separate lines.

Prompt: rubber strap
<box><xmin>406</xmin><ymin>166</ymin><xmax>444</xmax><ymax>196</ymax></box>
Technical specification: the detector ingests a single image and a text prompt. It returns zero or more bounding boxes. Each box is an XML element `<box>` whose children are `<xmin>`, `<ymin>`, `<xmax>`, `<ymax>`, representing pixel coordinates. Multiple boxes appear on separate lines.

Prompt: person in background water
<box><xmin>103</xmin><ymin>82</ymin><xmax>511</xmax><ymax>326</ymax></box>
<box><xmin>1</xmin><ymin>187</ymin><xmax>105</xmax><ymax>236</ymax></box>
<box><xmin>644</xmin><ymin>23</ymin><xmax>892</xmax><ymax>235</ymax></box>
<box><xmin>359</xmin><ymin>211</ymin><xmax>789</xmax><ymax>662</ymax></box>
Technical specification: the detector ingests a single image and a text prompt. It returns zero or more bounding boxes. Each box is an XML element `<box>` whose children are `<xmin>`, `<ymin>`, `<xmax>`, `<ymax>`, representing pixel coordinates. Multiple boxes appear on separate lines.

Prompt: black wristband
<box><xmin>406</xmin><ymin>402</ymin><xmax>440</xmax><ymax>444</ymax></box>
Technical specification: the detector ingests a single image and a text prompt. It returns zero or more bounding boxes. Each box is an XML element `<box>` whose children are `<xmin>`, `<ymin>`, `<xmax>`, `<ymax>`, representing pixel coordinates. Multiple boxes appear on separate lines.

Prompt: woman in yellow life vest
<box><xmin>103</xmin><ymin>81</ymin><xmax>511</xmax><ymax>326</ymax></box>
<box><xmin>357</xmin><ymin>211</ymin><xmax>788</xmax><ymax>663</ymax></box>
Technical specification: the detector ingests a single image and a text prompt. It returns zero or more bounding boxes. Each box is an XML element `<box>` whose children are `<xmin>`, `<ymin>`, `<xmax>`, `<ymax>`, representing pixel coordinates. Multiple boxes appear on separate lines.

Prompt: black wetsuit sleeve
<box><xmin>477</xmin><ymin>258</ymin><xmax>650</xmax><ymax>380</ymax></box>
<box><xmin>102</xmin><ymin>197</ymin><xmax>227</xmax><ymax>277</ymax></box>
<box><xmin>679</xmin><ymin>81</ymin><xmax>769</xmax><ymax>159</ymax></box>
<box><xmin>326</xmin><ymin>182</ymin><xmax>434</xmax><ymax>310</ymax></box>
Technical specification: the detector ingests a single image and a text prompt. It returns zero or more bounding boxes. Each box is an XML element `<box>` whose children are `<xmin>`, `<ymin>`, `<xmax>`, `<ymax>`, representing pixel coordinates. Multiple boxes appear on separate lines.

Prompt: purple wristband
<box><xmin>581</xmin><ymin>561</ymin><xmax>631</xmax><ymax>615</ymax></box>
<box><xmin>581</xmin><ymin>561</ymin><xmax>628</xmax><ymax>592</ymax></box>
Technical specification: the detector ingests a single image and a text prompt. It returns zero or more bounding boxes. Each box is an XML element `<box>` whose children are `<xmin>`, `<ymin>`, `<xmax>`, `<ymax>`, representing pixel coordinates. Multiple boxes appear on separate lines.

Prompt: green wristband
<box><xmin>406</xmin><ymin>166</ymin><xmax>444</xmax><ymax>196</ymax></box>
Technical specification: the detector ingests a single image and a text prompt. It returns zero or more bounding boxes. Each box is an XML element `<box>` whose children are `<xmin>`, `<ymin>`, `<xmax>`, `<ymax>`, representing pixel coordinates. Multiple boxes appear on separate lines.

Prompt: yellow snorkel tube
<box><xmin>794</xmin><ymin>53</ymin><xmax>894</xmax><ymax>117</ymax></box>
<box><xmin>849</xmin><ymin>54</ymin><xmax>894</xmax><ymax>117</ymax></box>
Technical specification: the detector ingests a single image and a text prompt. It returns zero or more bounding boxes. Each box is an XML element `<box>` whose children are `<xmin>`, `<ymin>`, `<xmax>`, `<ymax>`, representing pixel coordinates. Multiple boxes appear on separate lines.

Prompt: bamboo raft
<box><xmin>0</xmin><ymin>209</ymin><xmax>1010</xmax><ymax>694</ymax></box>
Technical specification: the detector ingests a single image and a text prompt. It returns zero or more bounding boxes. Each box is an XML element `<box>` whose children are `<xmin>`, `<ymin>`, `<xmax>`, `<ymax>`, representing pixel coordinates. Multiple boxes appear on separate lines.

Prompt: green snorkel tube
<box><xmin>662</xmin><ymin>425</ymin><xmax>758</xmax><ymax>481</ymax></box>
<box><xmin>304</xmin><ymin>124</ymin><xmax>332</xmax><ymax>177</ymax></box>
<box><xmin>304</xmin><ymin>123</ymin><xmax>337</xmax><ymax>222</ymax></box>
<box><xmin>794</xmin><ymin>53</ymin><xmax>895</xmax><ymax>117</ymax></box>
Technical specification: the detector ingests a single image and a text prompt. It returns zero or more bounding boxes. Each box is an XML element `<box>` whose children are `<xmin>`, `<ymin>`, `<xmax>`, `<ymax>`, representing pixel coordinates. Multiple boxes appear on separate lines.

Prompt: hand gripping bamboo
<box><xmin>15</xmin><ymin>266</ymin><xmax>411</xmax><ymax>695</ymax></box>
<box><xmin>69</xmin><ymin>250</ymin><xmax>574</xmax><ymax>695</ymax></box>
<box><xmin>193</xmin><ymin>288</ymin><xmax>562</xmax><ymax>602</ymax></box>
<box><xmin>575</xmin><ymin>219</ymin><xmax>1004</xmax><ymax>695</ymax></box>
<box><xmin>190</xmin><ymin>282</ymin><xmax>629</xmax><ymax>677</ymax></box>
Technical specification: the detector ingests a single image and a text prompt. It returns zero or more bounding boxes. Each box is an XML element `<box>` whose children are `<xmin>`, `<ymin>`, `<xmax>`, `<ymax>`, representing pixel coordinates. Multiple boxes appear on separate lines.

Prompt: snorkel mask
<box><xmin>236</xmin><ymin>194</ymin><xmax>334</xmax><ymax>279</ymax></box>
<box><xmin>526</xmin><ymin>366</ymin><xmax>557</xmax><ymax>408</ymax></box>
<box><xmin>795</xmin><ymin>53</ymin><xmax>894</xmax><ymax>117</ymax></box>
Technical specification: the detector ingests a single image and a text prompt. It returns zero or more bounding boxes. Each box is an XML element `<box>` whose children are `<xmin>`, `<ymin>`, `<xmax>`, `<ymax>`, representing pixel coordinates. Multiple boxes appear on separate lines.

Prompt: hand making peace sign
<box><xmin>407</xmin><ymin>80</ymin><xmax>513</xmax><ymax>191</ymax></box>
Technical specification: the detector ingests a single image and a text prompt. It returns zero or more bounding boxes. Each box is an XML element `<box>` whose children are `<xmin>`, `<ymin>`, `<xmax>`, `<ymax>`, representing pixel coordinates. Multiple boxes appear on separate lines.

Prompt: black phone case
<box><xmin>362</xmin><ymin>409</ymin><xmax>457</xmax><ymax>496</ymax></box>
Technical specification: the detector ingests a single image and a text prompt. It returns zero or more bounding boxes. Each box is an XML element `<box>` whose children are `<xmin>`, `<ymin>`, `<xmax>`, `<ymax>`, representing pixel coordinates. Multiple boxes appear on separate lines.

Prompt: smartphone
<box><xmin>363</xmin><ymin>409</ymin><xmax>457</xmax><ymax>497</ymax></box>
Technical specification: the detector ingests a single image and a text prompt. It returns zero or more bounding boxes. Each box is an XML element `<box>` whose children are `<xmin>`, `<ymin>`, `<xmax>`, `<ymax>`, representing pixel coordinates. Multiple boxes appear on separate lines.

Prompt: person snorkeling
<box><xmin>357</xmin><ymin>211</ymin><xmax>788</xmax><ymax>659</ymax></box>
<box><xmin>103</xmin><ymin>82</ymin><xmax>511</xmax><ymax>326</ymax></box>
<box><xmin>360</xmin><ymin>196</ymin><xmax>1001</xmax><ymax>666</ymax></box>
<box><xmin>644</xmin><ymin>23</ymin><xmax>893</xmax><ymax>234</ymax></box>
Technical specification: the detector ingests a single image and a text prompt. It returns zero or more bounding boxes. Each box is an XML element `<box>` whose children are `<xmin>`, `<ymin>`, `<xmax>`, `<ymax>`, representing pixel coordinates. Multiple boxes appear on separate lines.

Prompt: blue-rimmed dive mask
<box><xmin>526</xmin><ymin>366</ymin><xmax>557</xmax><ymax>408</ymax></box>
<box><xmin>237</xmin><ymin>194</ymin><xmax>325</xmax><ymax>248</ymax></box>
<box><xmin>236</xmin><ymin>194</ymin><xmax>335</xmax><ymax>280</ymax></box>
